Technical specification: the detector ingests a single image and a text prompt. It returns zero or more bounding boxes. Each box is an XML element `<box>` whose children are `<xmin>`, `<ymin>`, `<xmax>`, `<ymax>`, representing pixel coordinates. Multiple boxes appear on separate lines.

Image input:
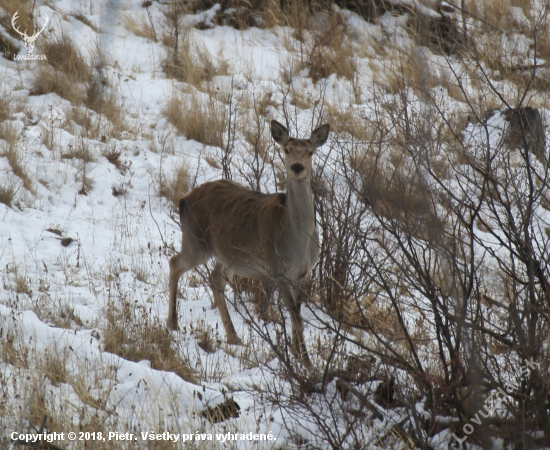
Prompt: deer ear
<box><xmin>310</xmin><ymin>124</ymin><xmax>330</xmax><ymax>150</ymax></box>
<box><xmin>271</xmin><ymin>120</ymin><xmax>289</xmax><ymax>146</ymax></box>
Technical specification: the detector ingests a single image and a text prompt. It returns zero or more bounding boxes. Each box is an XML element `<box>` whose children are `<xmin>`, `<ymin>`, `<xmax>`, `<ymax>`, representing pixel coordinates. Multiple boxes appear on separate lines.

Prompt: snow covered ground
<box><xmin>1</xmin><ymin>0</ymin><xmax>549</xmax><ymax>448</ymax></box>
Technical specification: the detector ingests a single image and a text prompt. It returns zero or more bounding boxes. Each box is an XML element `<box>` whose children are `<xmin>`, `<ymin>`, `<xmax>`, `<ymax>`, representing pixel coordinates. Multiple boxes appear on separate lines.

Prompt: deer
<box><xmin>168</xmin><ymin>120</ymin><xmax>330</xmax><ymax>367</ymax></box>
<box><xmin>11</xmin><ymin>11</ymin><xmax>49</xmax><ymax>56</ymax></box>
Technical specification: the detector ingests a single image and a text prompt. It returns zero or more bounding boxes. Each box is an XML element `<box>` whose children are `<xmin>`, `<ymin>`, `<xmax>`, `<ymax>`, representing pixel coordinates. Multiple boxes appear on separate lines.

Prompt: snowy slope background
<box><xmin>1</xmin><ymin>0</ymin><xmax>549</xmax><ymax>448</ymax></box>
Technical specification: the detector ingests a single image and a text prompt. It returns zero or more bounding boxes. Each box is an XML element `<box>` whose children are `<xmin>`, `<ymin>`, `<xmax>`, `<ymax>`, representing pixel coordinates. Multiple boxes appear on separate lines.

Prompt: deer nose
<box><xmin>291</xmin><ymin>163</ymin><xmax>304</xmax><ymax>174</ymax></box>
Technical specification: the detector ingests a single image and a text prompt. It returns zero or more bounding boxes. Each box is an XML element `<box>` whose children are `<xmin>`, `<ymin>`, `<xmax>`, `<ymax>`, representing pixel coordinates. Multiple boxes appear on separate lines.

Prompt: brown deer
<box><xmin>168</xmin><ymin>120</ymin><xmax>330</xmax><ymax>366</ymax></box>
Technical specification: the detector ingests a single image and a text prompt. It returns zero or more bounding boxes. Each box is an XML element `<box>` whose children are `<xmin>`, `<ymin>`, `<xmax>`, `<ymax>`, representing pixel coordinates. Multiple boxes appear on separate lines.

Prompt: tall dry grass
<box><xmin>163</xmin><ymin>91</ymin><xmax>226</xmax><ymax>148</ymax></box>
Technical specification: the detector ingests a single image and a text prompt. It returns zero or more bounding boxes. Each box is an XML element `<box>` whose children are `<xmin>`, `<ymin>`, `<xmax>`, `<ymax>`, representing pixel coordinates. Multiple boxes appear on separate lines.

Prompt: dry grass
<box><xmin>0</xmin><ymin>180</ymin><xmax>18</xmax><ymax>208</ymax></box>
<box><xmin>325</xmin><ymin>104</ymin><xmax>373</xmax><ymax>141</ymax></box>
<box><xmin>76</xmin><ymin>161</ymin><xmax>94</xmax><ymax>195</ymax></box>
<box><xmin>102</xmin><ymin>144</ymin><xmax>129</xmax><ymax>172</ymax></box>
<box><xmin>73</xmin><ymin>12</ymin><xmax>99</xmax><ymax>32</ymax></box>
<box><xmin>157</xmin><ymin>157</ymin><xmax>191</xmax><ymax>209</ymax></box>
<box><xmin>372</xmin><ymin>50</ymin><xmax>438</xmax><ymax>96</ymax></box>
<box><xmin>303</xmin><ymin>13</ymin><xmax>357</xmax><ymax>83</ymax></box>
<box><xmin>121</xmin><ymin>11</ymin><xmax>157</xmax><ymax>41</ymax></box>
<box><xmin>160</xmin><ymin>1</ymin><xmax>228</xmax><ymax>87</ymax></box>
<box><xmin>60</xmin><ymin>141</ymin><xmax>96</xmax><ymax>162</ymax></box>
<box><xmin>102</xmin><ymin>299</ymin><xmax>196</xmax><ymax>383</ymax></box>
<box><xmin>289</xmin><ymin>88</ymin><xmax>313</xmax><ymax>110</ymax></box>
<box><xmin>31</xmin><ymin>32</ymin><xmax>91</xmax><ymax>103</ymax></box>
<box><xmin>281</xmin><ymin>8</ymin><xmax>357</xmax><ymax>83</ymax></box>
<box><xmin>0</xmin><ymin>88</ymin><xmax>12</xmax><ymax>122</ymax></box>
<box><xmin>233</xmin><ymin>278</ymin><xmax>279</xmax><ymax>326</ymax></box>
<box><xmin>67</xmin><ymin>106</ymin><xmax>97</xmax><ymax>137</ymax></box>
<box><xmin>162</xmin><ymin>33</ymin><xmax>226</xmax><ymax>87</ymax></box>
<box><xmin>466</xmin><ymin>0</ymin><xmax>531</xmax><ymax>31</ymax></box>
<box><xmin>197</xmin><ymin>329</ymin><xmax>217</xmax><ymax>354</ymax></box>
<box><xmin>0</xmin><ymin>0</ymin><xmax>33</xmax><ymax>43</ymax></box>
<box><xmin>40</xmin><ymin>347</ymin><xmax>69</xmax><ymax>387</ymax></box>
<box><xmin>32</xmin><ymin>65</ymin><xmax>85</xmax><ymax>104</ymax></box>
<box><xmin>5</xmin><ymin>264</ymin><xmax>32</xmax><ymax>295</ymax></box>
<box><xmin>0</xmin><ymin>325</ymin><xmax>30</xmax><ymax>369</ymax></box>
<box><xmin>47</xmin><ymin>305</ymin><xmax>85</xmax><ymax>329</ymax></box>
<box><xmin>163</xmin><ymin>91</ymin><xmax>226</xmax><ymax>148</ymax></box>
<box><xmin>0</xmin><ymin>122</ymin><xmax>34</xmax><ymax>193</ymax></box>
<box><xmin>352</xmin><ymin>144</ymin><xmax>433</xmax><ymax>231</ymax></box>
<box><xmin>0</xmin><ymin>30</ymin><xmax>17</xmax><ymax>60</ymax></box>
<box><xmin>85</xmin><ymin>76</ymin><xmax>125</xmax><ymax>134</ymax></box>
<box><xmin>41</xmin><ymin>32</ymin><xmax>91</xmax><ymax>82</ymax></box>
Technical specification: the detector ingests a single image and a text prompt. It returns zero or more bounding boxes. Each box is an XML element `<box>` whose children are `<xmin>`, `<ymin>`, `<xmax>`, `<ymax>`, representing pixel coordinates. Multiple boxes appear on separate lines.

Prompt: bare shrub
<box><xmin>238</xmin><ymin>5</ymin><xmax>550</xmax><ymax>448</ymax></box>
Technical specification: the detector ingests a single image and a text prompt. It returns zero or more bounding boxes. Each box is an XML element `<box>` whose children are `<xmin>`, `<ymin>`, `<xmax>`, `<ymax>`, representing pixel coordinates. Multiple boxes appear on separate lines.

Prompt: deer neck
<box><xmin>284</xmin><ymin>176</ymin><xmax>315</xmax><ymax>235</ymax></box>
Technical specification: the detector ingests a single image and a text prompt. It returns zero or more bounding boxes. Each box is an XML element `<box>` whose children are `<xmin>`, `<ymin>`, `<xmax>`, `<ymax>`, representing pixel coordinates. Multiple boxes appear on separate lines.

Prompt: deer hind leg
<box><xmin>280</xmin><ymin>282</ymin><xmax>312</xmax><ymax>368</ymax></box>
<box><xmin>209</xmin><ymin>262</ymin><xmax>241</xmax><ymax>345</ymax></box>
<box><xmin>168</xmin><ymin>234</ymin><xmax>207</xmax><ymax>331</ymax></box>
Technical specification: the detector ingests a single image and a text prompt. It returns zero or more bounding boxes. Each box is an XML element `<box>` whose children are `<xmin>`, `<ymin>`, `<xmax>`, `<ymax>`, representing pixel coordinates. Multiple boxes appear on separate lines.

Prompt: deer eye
<box><xmin>308</xmin><ymin>152</ymin><xmax>313</xmax><ymax>156</ymax></box>
<box><xmin>284</xmin><ymin>149</ymin><xmax>289</xmax><ymax>155</ymax></box>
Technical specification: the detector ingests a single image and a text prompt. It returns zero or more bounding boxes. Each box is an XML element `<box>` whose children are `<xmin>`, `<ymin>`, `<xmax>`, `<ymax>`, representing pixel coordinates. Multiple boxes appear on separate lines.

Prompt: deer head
<box><xmin>12</xmin><ymin>11</ymin><xmax>49</xmax><ymax>55</ymax></box>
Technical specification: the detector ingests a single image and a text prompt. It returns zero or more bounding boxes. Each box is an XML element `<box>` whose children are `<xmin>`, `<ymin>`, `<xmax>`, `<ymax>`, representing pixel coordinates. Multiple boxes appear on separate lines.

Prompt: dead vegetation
<box><xmin>1</xmin><ymin>0</ymin><xmax>550</xmax><ymax>447</ymax></box>
<box><xmin>41</xmin><ymin>32</ymin><xmax>91</xmax><ymax>83</ymax></box>
<box><xmin>84</xmin><ymin>71</ymin><xmax>125</xmax><ymax>135</ymax></box>
<box><xmin>161</xmin><ymin>2</ymin><xmax>227</xmax><ymax>86</ymax></box>
<box><xmin>0</xmin><ymin>1</ymin><xmax>34</xmax><ymax>61</ymax></box>
<box><xmin>0</xmin><ymin>123</ymin><xmax>33</xmax><ymax>194</ymax></box>
<box><xmin>103</xmin><ymin>298</ymin><xmax>196</xmax><ymax>383</ymax></box>
<box><xmin>0</xmin><ymin>88</ymin><xmax>12</xmax><ymax>122</ymax></box>
<box><xmin>121</xmin><ymin>11</ymin><xmax>157</xmax><ymax>41</ymax></box>
<box><xmin>299</xmin><ymin>10</ymin><xmax>357</xmax><ymax>83</ymax></box>
<box><xmin>163</xmin><ymin>91</ymin><xmax>226</xmax><ymax>148</ymax></box>
<box><xmin>31</xmin><ymin>33</ymin><xmax>90</xmax><ymax>103</ymax></box>
<box><xmin>325</xmin><ymin>103</ymin><xmax>372</xmax><ymax>141</ymax></box>
<box><xmin>0</xmin><ymin>182</ymin><xmax>17</xmax><ymax>207</ymax></box>
<box><xmin>0</xmin><ymin>29</ymin><xmax>17</xmax><ymax>60</ymax></box>
<box><xmin>29</xmin><ymin>33</ymin><xmax>124</xmax><ymax>135</ymax></box>
<box><xmin>156</xmin><ymin>156</ymin><xmax>191</xmax><ymax>208</ymax></box>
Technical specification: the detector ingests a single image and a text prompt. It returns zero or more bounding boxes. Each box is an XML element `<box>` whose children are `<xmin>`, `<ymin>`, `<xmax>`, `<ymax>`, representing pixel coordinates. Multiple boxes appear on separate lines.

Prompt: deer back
<box><xmin>180</xmin><ymin>179</ymin><xmax>289</xmax><ymax>274</ymax></box>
